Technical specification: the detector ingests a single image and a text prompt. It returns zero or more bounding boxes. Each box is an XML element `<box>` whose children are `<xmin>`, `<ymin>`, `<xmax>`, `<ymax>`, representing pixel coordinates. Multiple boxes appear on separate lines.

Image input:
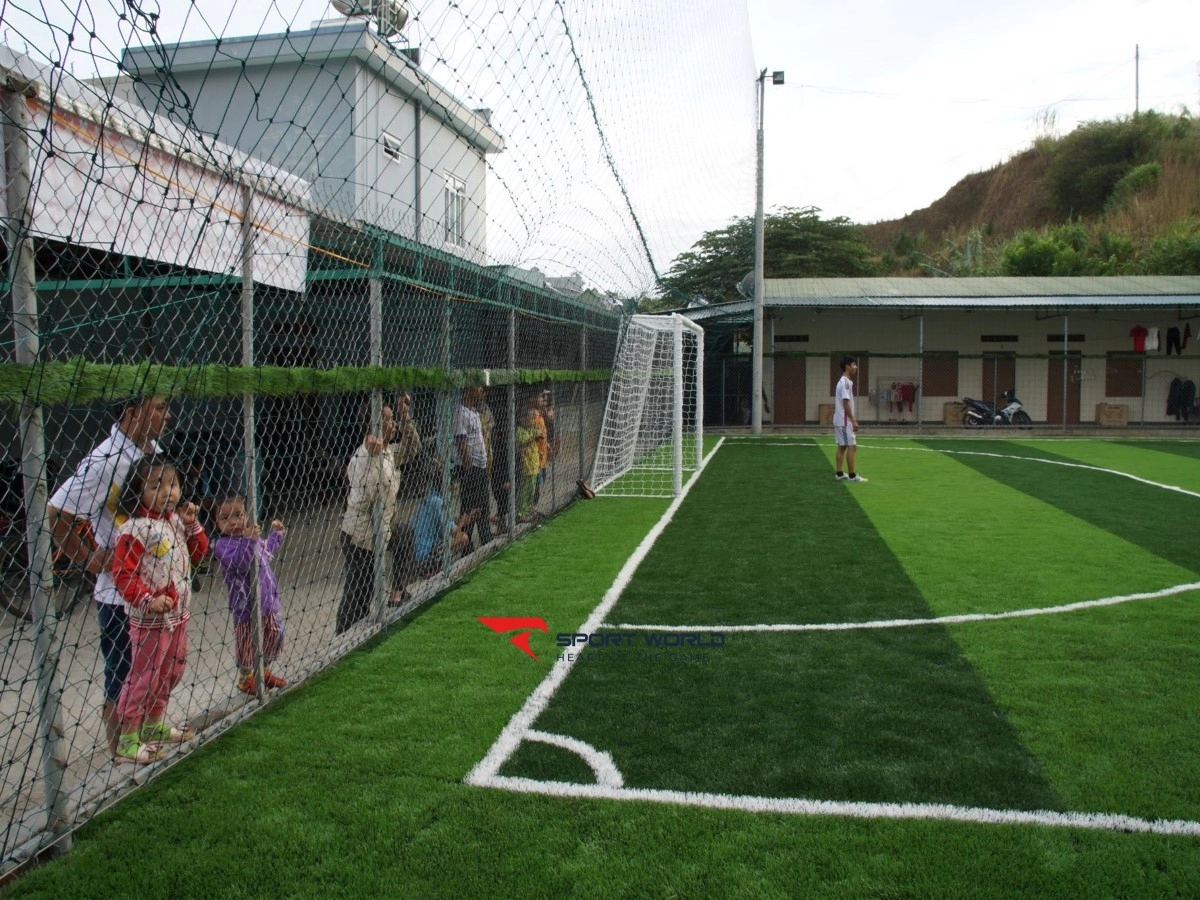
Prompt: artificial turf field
<box><xmin>5</xmin><ymin>436</ymin><xmax>1200</xmax><ymax>898</ymax></box>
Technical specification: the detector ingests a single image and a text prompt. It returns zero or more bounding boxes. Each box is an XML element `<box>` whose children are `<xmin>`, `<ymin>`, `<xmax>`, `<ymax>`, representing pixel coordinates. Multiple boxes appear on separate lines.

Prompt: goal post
<box><xmin>590</xmin><ymin>313</ymin><xmax>704</xmax><ymax>497</ymax></box>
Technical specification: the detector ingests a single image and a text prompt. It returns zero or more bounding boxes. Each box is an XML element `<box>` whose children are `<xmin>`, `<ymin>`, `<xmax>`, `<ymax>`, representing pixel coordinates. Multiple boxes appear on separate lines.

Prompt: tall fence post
<box><xmin>439</xmin><ymin>293</ymin><xmax>455</xmax><ymax>573</ymax></box>
<box><xmin>240</xmin><ymin>183</ymin><xmax>266</xmax><ymax>697</ymax></box>
<box><xmin>4</xmin><ymin>82</ymin><xmax>70</xmax><ymax>854</ymax></box>
<box><xmin>507</xmin><ymin>306</ymin><xmax>517</xmax><ymax>533</ymax></box>
<box><xmin>369</xmin><ymin>243</ymin><xmax>385</xmax><ymax>622</ymax></box>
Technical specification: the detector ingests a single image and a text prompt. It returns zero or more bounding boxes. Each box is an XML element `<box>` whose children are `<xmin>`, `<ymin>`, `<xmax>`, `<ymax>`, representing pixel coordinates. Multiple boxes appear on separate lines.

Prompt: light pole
<box><xmin>752</xmin><ymin>68</ymin><xmax>784</xmax><ymax>434</ymax></box>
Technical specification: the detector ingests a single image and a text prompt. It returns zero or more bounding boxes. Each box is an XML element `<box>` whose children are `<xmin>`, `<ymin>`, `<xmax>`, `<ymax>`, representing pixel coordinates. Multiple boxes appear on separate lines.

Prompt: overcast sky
<box><xmin>747</xmin><ymin>0</ymin><xmax>1200</xmax><ymax>225</ymax></box>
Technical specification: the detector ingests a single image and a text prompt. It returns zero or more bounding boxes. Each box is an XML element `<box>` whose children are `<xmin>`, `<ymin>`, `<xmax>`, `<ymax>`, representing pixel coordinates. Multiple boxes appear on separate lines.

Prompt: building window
<box><xmin>443</xmin><ymin>173</ymin><xmax>466</xmax><ymax>246</ymax></box>
<box><xmin>1106</xmin><ymin>352</ymin><xmax>1144</xmax><ymax>397</ymax></box>
<box><xmin>381</xmin><ymin>133</ymin><xmax>407</xmax><ymax>162</ymax></box>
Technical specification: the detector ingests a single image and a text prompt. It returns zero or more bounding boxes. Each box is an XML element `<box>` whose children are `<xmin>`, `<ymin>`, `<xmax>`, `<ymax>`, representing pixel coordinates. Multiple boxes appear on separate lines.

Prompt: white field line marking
<box><xmin>870</xmin><ymin>444</ymin><xmax>1200</xmax><ymax>499</ymax></box>
<box><xmin>478</xmin><ymin>776</ymin><xmax>1200</xmax><ymax>837</ymax></box>
<box><xmin>607</xmin><ymin>582</ymin><xmax>1200</xmax><ymax>633</ymax></box>
<box><xmin>727</xmin><ymin>441</ymin><xmax>815</xmax><ymax>446</ymax></box>
<box><xmin>463</xmin><ymin>437</ymin><xmax>724</xmax><ymax>788</ymax></box>
<box><xmin>525</xmin><ymin>731</ymin><xmax>624</xmax><ymax>788</ymax></box>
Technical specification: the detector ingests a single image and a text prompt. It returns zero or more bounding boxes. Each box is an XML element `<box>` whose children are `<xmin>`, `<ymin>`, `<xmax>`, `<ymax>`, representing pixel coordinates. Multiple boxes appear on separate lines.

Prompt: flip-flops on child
<box><xmin>141</xmin><ymin>720</ymin><xmax>195</xmax><ymax>744</ymax></box>
<box><xmin>114</xmin><ymin>734</ymin><xmax>165</xmax><ymax>766</ymax></box>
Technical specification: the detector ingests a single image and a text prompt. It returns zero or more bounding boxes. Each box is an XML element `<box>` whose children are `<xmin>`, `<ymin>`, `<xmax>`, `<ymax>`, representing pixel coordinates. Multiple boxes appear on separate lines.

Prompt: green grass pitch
<box><xmin>6</xmin><ymin>437</ymin><xmax>1200</xmax><ymax>898</ymax></box>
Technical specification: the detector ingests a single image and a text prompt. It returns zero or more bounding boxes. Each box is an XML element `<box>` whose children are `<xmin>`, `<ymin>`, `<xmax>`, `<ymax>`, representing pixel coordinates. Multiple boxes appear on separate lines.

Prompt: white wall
<box><xmin>357</xmin><ymin>74</ymin><xmax>488</xmax><ymax>263</ymax></box>
<box><xmin>769</xmin><ymin>308</ymin><xmax>1200</xmax><ymax>425</ymax></box>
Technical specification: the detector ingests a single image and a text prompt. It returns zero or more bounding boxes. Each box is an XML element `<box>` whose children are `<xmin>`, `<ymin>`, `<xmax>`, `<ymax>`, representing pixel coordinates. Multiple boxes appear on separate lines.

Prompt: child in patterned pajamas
<box><xmin>110</xmin><ymin>456</ymin><xmax>208</xmax><ymax>765</ymax></box>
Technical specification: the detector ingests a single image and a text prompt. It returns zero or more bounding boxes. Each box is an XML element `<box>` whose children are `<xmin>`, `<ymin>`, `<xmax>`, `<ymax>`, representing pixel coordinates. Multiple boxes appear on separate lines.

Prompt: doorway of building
<box><xmin>773</xmin><ymin>357</ymin><xmax>807</xmax><ymax>424</ymax></box>
<box><xmin>982</xmin><ymin>353</ymin><xmax>1016</xmax><ymax>411</ymax></box>
<box><xmin>1047</xmin><ymin>352</ymin><xmax>1082</xmax><ymax>425</ymax></box>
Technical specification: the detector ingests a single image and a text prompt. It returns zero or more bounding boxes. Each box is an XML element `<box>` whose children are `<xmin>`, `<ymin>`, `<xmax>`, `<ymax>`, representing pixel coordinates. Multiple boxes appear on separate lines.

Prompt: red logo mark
<box><xmin>477</xmin><ymin>616</ymin><xmax>549</xmax><ymax>661</ymax></box>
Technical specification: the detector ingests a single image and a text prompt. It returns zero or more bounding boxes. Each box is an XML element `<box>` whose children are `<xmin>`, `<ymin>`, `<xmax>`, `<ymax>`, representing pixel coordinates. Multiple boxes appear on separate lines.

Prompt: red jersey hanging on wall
<box><xmin>1130</xmin><ymin>325</ymin><xmax>1149</xmax><ymax>352</ymax></box>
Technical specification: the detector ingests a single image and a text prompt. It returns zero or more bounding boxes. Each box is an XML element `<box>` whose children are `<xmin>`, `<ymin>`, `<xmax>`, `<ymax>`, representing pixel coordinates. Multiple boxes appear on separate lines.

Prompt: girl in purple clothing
<box><xmin>212</xmin><ymin>495</ymin><xmax>288</xmax><ymax>694</ymax></box>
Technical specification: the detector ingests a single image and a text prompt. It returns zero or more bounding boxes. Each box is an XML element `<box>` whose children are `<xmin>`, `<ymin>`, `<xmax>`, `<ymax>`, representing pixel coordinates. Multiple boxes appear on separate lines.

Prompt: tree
<box><xmin>656</xmin><ymin>206</ymin><xmax>877</xmax><ymax>306</ymax></box>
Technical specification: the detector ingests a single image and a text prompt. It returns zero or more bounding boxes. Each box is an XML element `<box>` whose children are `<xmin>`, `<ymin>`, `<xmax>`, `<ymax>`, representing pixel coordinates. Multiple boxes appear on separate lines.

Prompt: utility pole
<box><xmin>1135</xmin><ymin>44</ymin><xmax>1139</xmax><ymax>116</ymax></box>
<box><xmin>752</xmin><ymin>68</ymin><xmax>783</xmax><ymax>434</ymax></box>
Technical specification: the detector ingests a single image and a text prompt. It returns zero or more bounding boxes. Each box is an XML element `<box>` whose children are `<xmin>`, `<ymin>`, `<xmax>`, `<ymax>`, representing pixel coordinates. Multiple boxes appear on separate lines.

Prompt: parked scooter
<box><xmin>961</xmin><ymin>389</ymin><xmax>1032</xmax><ymax>427</ymax></box>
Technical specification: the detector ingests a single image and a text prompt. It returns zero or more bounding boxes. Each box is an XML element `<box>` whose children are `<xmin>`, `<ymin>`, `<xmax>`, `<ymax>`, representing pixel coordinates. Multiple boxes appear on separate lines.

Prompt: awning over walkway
<box><xmin>685</xmin><ymin>276</ymin><xmax>1200</xmax><ymax>322</ymax></box>
<box><xmin>1</xmin><ymin>45</ymin><xmax>310</xmax><ymax>293</ymax></box>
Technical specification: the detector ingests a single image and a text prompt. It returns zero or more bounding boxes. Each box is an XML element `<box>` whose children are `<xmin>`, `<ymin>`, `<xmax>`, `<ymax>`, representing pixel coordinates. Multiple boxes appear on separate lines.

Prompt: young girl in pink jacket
<box><xmin>111</xmin><ymin>456</ymin><xmax>208</xmax><ymax>765</ymax></box>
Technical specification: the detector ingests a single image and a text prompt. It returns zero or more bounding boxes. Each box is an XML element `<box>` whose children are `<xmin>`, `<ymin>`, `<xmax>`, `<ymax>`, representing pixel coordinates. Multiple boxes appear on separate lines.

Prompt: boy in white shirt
<box><xmin>833</xmin><ymin>356</ymin><xmax>868</xmax><ymax>483</ymax></box>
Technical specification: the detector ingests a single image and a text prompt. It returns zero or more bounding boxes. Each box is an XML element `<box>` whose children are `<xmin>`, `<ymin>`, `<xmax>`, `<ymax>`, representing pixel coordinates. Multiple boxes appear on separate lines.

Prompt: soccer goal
<box><xmin>590</xmin><ymin>313</ymin><xmax>704</xmax><ymax>497</ymax></box>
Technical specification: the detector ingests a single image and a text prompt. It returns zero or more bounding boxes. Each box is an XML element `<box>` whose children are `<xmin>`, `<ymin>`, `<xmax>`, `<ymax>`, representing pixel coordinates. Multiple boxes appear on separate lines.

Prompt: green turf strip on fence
<box><xmin>501</xmin><ymin>441</ymin><xmax>1060</xmax><ymax>812</ymax></box>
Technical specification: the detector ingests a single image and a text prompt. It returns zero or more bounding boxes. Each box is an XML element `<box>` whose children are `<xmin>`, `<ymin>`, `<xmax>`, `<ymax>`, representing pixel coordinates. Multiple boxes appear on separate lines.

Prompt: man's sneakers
<box><xmin>846</xmin><ymin>474</ymin><xmax>869</xmax><ymax>483</ymax></box>
<box><xmin>834</xmin><ymin>473</ymin><xmax>848</xmax><ymax>480</ymax></box>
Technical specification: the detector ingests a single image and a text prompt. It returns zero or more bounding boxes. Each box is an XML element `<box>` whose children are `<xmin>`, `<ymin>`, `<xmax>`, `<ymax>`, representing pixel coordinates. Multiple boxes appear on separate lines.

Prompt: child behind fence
<box><xmin>212</xmin><ymin>494</ymin><xmax>288</xmax><ymax>695</ymax></box>
<box><xmin>515</xmin><ymin>407</ymin><xmax>540</xmax><ymax>520</ymax></box>
<box><xmin>110</xmin><ymin>455</ymin><xmax>208</xmax><ymax>765</ymax></box>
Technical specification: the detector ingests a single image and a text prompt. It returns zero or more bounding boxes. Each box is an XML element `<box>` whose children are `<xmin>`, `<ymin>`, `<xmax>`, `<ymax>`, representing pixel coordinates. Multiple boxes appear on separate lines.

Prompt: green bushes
<box><xmin>1138</xmin><ymin>227</ymin><xmax>1200</xmax><ymax>275</ymax></box>
<box><xmin>1048</xmin><ymin>112</ymin><xmax>1172</xmax><ymax>217</ymax></box>
<box><xmin>875</xmin><ymin>110</ymin><xmax>1199</xmax><ymax>278</ymax></box>
<box><xmin>999</xmin><ymin>224</ymin><xmax>1142</xmax><ymax>276</ymax></box>
<box><xmin>1106</xmin><ymin>161</ymin><xmax>1162</xmax><ymax>213</ymax></box>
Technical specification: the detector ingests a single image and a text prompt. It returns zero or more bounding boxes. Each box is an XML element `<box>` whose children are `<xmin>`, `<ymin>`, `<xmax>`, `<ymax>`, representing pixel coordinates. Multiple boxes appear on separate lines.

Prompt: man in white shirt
<box><xmin>48</xmin><ymin>395</ymin><xmax>172</xmax><ymax>754</ymax></box>
<box><xmin>833</xmin><ymin>356</ymin><xmax>868</xmax><ymax>483</ymax></box>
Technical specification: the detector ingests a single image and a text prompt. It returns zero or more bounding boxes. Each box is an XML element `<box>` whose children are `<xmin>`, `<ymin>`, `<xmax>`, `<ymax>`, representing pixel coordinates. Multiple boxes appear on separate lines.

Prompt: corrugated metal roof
<box><xmin>684</xmin><ymin>276</ymin><xmax>1200</xmax><ymax>321</ymax></box>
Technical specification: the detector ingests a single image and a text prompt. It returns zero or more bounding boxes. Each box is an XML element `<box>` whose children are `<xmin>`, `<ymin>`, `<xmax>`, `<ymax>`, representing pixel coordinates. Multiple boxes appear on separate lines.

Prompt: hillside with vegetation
<box><xmin>863</xmin><ymin>109</ymin><xmax>1200</xmax><ymax>277</ymax></box>
<box><xmin>652</xmin><ymin>110</ymin><xmax>1200</xmax><ymax>309</ymax></box>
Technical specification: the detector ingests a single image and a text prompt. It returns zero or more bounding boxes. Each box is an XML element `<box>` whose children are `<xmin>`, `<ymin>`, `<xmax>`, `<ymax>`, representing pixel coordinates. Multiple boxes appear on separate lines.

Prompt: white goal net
<box><xmin>590</xmin><ymin>314</ymin><xmax>704</xmax><ymax>497</ymax></box>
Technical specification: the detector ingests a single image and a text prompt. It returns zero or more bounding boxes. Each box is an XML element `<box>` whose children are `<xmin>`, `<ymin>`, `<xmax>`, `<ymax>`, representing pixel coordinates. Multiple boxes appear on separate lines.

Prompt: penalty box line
<box><xmin>606</xmin><ymin>580</ymin><xmax>1200</xmax><ymax>634</ymax></box>
<box><xmin>476</xmin><ymin>776</ymin><xmax>1200</xmax><ymax>837</ymax></box>
<box><xmin>464</xmin><ymin>438</ymin><xmax>725</xmax><ymax>788</ymax></box>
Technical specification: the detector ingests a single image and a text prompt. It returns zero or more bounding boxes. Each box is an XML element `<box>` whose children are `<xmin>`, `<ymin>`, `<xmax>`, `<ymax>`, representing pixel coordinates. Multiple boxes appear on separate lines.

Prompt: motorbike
<box><xmin>961</xmin><ymin>389</ymin><xmax>1032</xmax><ymax>427</ymax></box>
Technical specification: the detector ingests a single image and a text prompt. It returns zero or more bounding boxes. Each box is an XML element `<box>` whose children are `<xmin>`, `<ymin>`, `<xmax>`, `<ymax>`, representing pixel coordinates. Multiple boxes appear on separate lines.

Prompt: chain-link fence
<box><xmin>0</xmin><ymin>74</ymin><xmax>619</xmax><ymax>875</ymax></box>
<box><xmin>0</xmin><ymin>0</ymin><xmax>760</xmax><ymax>870</ymax></box>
